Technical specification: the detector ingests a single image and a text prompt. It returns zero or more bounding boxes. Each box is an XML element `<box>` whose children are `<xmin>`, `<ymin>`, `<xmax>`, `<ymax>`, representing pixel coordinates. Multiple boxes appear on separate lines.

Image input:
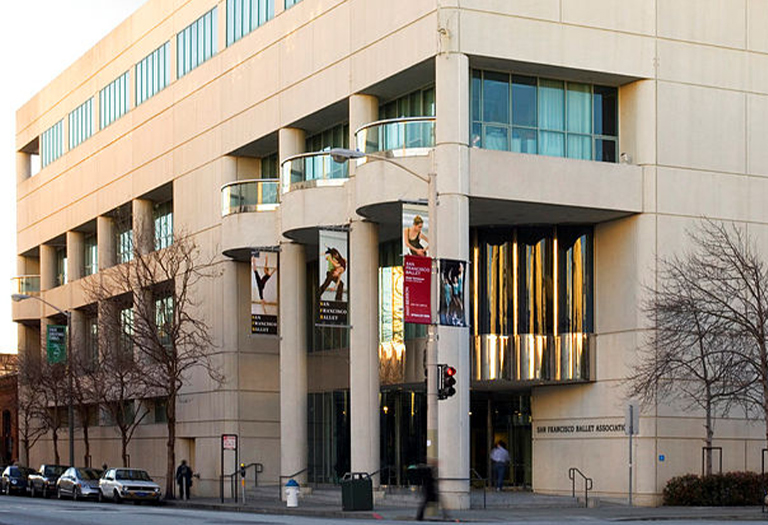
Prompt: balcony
<box><xmin>281</xmin><ymin>152</ymin><xmax>348</xmax><ymax>193</ymax></box>
<box><xmin>11</xmin><ymin>275</ymin><xmax>40</xmax><ymax>295</ymax></box>
<box><xmin>221</xmin><ymin>179</ymin><xmax>280</xmax><ymax>216</ymax></box>
<box><xmin>355</xmin><ymin>116</ymin><xmax>435</xmax><ymax>158</ymax></box>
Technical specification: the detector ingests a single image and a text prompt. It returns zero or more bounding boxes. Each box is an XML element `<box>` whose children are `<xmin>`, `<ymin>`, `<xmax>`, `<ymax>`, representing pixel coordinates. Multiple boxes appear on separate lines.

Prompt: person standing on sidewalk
<box><xmin>490</xmin><ymin>441</ymin><xmax>510</xmax><ymax>491</ymax></box>
<box><xmin>175</xmin><ymin>460</ymin><xmax>193</xmax><ymax>500</ymax></box>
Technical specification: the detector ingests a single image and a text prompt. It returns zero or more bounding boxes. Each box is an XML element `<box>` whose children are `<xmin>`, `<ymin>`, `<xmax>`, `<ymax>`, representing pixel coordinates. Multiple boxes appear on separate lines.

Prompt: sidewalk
<box><xmin>164</xmin><ymin>492</ymin><xmax>768</xmax><ymax>522</ymax></box>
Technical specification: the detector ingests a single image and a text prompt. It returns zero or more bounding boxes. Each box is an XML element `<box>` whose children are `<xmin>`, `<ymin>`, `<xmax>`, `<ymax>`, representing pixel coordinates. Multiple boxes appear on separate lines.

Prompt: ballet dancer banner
<box><xmin>318</xmin><ymin>229</ymin><xmax>349</xmax><ymax>326</ymax></box>
<box><xmin>438</xmin><ymin>259</ymin><xmax>467</xmax><ymax>327</ymax></box>
<box><xmin>403</xmin><ymin>255</ymin><xmax>432</xmax><ymax>325</ymax></box>
<box><xmin>402</xmin><ymin>203</ymin><xmax>430</xmax><ymax>257</ymax></box>
<box><xmin>251</xmin><ymin>252</ymin><xmax>278</xmax><ymax>335</ymax></box>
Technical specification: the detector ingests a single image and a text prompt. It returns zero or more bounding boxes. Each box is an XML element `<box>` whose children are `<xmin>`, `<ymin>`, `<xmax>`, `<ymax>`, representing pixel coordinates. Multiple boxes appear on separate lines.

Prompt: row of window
<box><xmin>55</xmin><ymin>398</ymin><xmax>168</xmax><ymax>427</ymax></box>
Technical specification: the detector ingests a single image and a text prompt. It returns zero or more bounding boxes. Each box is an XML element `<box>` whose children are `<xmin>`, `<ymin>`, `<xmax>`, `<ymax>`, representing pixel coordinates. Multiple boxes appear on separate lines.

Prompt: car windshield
<box><xmin>11</xmin><ymin>467</ymin><xmax>34</xmax><ymax>478</ymax></box>
<box><xmin>78</xmin><ymin>468</ymin><xmax>102</xmax><ymax>481</ymax></box>
<box><xmin>44</xmin><ymin>466</ymin><xmax>67</xmax><ymax>477</ymax></box>
<box><xmin>115</xmin><ymin>470</ymin><xmax>151</xmax><ymax>482</ymax></box>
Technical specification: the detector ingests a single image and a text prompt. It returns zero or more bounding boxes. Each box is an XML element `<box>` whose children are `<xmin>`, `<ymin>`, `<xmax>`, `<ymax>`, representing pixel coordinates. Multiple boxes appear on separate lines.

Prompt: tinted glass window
<box><xmin>483</xmin><ymin>71</ymin><xmax>509</xmax><ymax>124</ymax></box>
<box><xmin>78</xmin><ymin>468</ymin><xmax>101</xmax><ymax>480</ymax></box>
<box><xmin>593</xmin><ymin>85</ymin><xmax>618</xmax><ymax>136</ymax></box>
<box><xmin>511</xmin><ymin>75</ymin><xmax>536</xmax><ymax>127</ymax></box>
<box><xmin>44</xmin><ymin>466</ymin><xmax>67</xmax><ymax>477</ymax></box>
<box><xmin>115</xmin><ymin>469</ymin><xmax>151</xmax><ymax>481</ymax></box>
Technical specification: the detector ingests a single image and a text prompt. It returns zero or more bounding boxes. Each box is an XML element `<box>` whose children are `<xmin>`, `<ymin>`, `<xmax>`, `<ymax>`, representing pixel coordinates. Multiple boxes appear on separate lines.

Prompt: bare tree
<box><xmin>627</xmin><ymin>240</ymin><xmax>749</xmax><ymax>474</ymax></box>
<box><xmin>70</xmin><ymin>339</ymin><xmax>100</xmax><ymax>468</ymax></box>
<box><xmin>17</xmin><ymin>353</ymin><xmax>48</xmax><ymax>466</ymax></box>
<box><xmin>84</xmin><ymin>221</ymin><xmax>222</xmax><ymax>498</ymax></box>
<box><xmin>36</xmin><ymin>359</ymin><xmax>69</xmax><ymax>466</ymax></box>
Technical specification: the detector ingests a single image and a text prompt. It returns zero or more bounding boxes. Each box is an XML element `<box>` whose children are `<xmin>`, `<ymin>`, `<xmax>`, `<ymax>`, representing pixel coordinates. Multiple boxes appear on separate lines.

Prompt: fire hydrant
<box><xmin>285</xmin><ymin>479</ymin><xmax>300</xmax><ymax>508</ymax></box>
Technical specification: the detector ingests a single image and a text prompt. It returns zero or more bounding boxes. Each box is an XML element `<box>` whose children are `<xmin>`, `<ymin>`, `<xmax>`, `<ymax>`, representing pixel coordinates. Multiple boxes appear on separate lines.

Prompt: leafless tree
<box><xmin>17</xmin><ymin>353</ymin><xmax>48</xmax><ymax>466</ymax></box>
<box><xmin>70</xmin><ymin>335</ymin><xmax>100</xmax><ymax>468</ymax></box>
<box><xmin>84</xmin><ymin>220</ymin><xmax>222</xmax><ymax>498</ymax></box>
<box><xmin>629</xmin><ymin>220</ymin><xmax>768</xmax><ymax>473</ymax></box>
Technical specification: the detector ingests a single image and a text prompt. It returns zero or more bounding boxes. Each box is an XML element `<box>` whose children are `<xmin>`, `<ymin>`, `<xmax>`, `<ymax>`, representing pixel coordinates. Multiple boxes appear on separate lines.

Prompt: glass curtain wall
<box><xmin>471</xmin><ymin>70</ymin><xmax>618</xmax><ymax>162</ymax></box>
<box><xmin>305</xmin><ymin>123</ymin><xmax>349</xmax><ymax>181</ymax></box>
<box><xmin>378</xmin><ymin>87</ymin><xmax>435</xmax><ymax>151</ymax></box>
<box><xmin>471</xmin><ymin>226</ymin><xmax>593</xmax><ymax>383</ymax></box>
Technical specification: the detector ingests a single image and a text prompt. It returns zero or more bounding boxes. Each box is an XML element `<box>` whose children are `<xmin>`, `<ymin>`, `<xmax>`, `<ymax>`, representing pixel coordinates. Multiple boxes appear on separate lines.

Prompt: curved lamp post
<box><xmin>12</xmin><ymin>293</ymin><xmax>75</xmax><ymax>467</ymax></box>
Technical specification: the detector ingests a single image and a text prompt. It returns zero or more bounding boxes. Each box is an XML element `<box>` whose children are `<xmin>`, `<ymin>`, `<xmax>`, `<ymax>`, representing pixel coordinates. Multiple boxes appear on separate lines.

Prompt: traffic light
<box><xmin>438</xmin><ymin>364</ymin><xmax>457</xmax><ymax>400</ymax></box>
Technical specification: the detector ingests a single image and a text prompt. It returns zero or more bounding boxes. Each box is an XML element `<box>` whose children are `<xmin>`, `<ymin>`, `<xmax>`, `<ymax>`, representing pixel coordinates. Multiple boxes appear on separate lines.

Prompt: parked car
<box><xmin>98</xmin><ymin>468</ymin><xmax>161</xmax><ymax>504</ymax></box>
<box><xmin>0</xmin><ymin>466</ymin><xmax>35</xmax><ymax>496</ymax></box>
<box><xmin>56</xmin><ymin>467</ymin><xmax>103</xmax><ymax>500</ymax></box>
<box><xmin>28</xmin><ymin>464</ymin><xmax>68</xmax><ymax>498</ymax></box>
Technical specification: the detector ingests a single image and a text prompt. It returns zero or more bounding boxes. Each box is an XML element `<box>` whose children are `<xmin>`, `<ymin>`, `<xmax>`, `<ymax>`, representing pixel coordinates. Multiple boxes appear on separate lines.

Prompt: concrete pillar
<box><xmin>70</xmin><ymin>309</ymin><xmax>86</xmax><ymax>364</ymax></box>
<box><xmin>66</xmin><ymin>231</ymin><xmax>84</xmax><ymax>283</ymax></box>
<box><xmin>40</xmin><ymin>245</ymin><xmax>57</xmax><ymax>291</ymax></box>
<box><xmin>279</xmin><ymin>241</ymin><xmax>308</xmax><ymax>488</ymax></box>
<box><xmin>17</xmin><ymin>151</ymin><xmax>31</xmax><ymax>184</ymax></box>
<box><xmin>349</xmin><ymin>220</ymin><xmax>380</xmax><ymax>485</ymax></box>
<box><xmin>97</xmin><ymin>216</ymin><xmax>116</xmax><ymax>270</ymax></box>
<box><xmin>434</xmin><ymin>51</ymin><xmax>471</xmax><ymax>510</ymax></box>
<box><xmin>133</xmin><ymin>198</ymin><xmax>154</xmax><ymax>255</ymax></box>
<box><xmin>279</xmin><ymin>128</ymin><xmax>306</xmax><ymax>162</ymax></box>
<box><xmin>348</xmin><ymin>94</ymin><xmax>378</xmax><ymax>176</ymax></box>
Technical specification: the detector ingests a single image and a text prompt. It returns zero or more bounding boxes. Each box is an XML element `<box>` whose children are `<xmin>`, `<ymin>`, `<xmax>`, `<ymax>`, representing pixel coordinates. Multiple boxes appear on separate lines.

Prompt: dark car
<box><xmin>57</xmin><ymin>467</ymin><xmax>103</xmax><ymax>500</ymax></box>
<box><xmin>0</xmin><ymin>466</ymin><xmax>35</xmax><ymax>496</ymax></box>
<box><xmin>28</xmin><ymin>465</ymin><xmax>68</xmax><ymax>498</ymax></box>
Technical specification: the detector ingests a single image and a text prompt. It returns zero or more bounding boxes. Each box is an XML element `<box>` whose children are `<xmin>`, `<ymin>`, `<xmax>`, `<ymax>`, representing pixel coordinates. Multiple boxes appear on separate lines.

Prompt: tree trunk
<box><xmin>165</xmin><ymin>393</ymin><xmax>176</xmax><ymax>500</ymax></box>
<box><xmin>121</xmin><ymin>431</ymin><xmax>129</xmax><ymax>467</ymax></box>
<box><xmin>82</xmin><ymin>423</ymin><xmax>90</xmax><ymax>467</ymax></box>
<box><xmin>21</xmin><ymin>438</ymin><xmax>29</xmax><ymax>466</ymax></box>
<box><xmin>52</xmin><ymin>429</ymin><xmax>60</xmax><ymax>465</ymax></box>
<box><xmin>705</xmin><ymin>392</ymin><xmax>713</xmax><ymax>476</ymax></box>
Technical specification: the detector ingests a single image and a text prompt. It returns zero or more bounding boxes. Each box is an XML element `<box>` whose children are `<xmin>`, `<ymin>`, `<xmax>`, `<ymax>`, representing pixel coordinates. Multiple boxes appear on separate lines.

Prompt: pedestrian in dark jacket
<box><xmin>176</xmin><ymin>460</ymin><xmax>193</xmax><ymax>500</ymax></box>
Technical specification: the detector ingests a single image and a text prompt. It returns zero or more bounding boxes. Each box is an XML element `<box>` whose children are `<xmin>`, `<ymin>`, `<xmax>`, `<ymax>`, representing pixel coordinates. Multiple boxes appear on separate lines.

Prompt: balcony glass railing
<box><xmin>221</xmin><ymin>179</ymin><xmax>280</xmax><ymax>216</ymax></box>
<box><xmin>355</xmin><ymin>116</ymin><xmax>435</xmax><ymax>157</ymax></box>
<box><xmin>12</xmin><ymin>275</ymin><xmax>41</xmax><ymax>295</ymax></box>
<box><xmin>281</xmin><ymin>152</ymin><xmax>349</xmax><ymax>193</ymax></box>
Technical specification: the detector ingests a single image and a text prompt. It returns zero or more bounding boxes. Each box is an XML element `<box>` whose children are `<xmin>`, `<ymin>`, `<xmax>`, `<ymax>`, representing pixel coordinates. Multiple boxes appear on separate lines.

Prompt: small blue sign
<box><xmin>659</xmin><ymin>454</ymin><xmax>666</xmax><ymax>462</ymax></box>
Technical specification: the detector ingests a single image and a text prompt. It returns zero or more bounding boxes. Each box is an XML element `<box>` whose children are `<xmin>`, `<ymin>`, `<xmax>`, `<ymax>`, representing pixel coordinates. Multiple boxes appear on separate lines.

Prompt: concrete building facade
<box><xmin>13</xmin><ymin>0</ymin><xmax>768</xmax><ymax>506</ymax></box>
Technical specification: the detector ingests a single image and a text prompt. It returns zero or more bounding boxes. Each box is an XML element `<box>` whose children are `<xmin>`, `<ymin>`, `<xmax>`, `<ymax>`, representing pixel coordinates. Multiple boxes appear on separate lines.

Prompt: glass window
<box><xmin>227</xmin><ymin>0</ymin><xmax>274</xmax><ymax>46</ymax></box>
<box><xmin>136</xmin><ymin>43</ymin><xmax>170</xmax><ymax>106</ymax></box>
<box><xmin>261</xmin><ymin>153</ymin><xmax>279</xmax><ymax>178</ymax></box>
<box><xmin>156</xmin><ymin>296</ymin><xmax>174</xmax><ymax>346</ymax></box>
<box><xmin>557</xmin><ymin>227</ymin><xmax>594</xmax><ymax>334</ymax></box>
<box><xmin>55</xmin><ymin>247</ymin><xmax>68</xmax><ymax>287</ymax></box>
<box><xmin>482</xmin><ymin>71</ymin><xmax>510</xmax><ymax>124</ymax></box>
<box><xmin>85</xmin><ymin>314</ymin><xmax>99</xmax><ymax>367</ymax></box>
<box><xmin>517</xmin><ymin>228</ymin><xmax>553</xmax><ymax>335</ymax></box>
<box><xmin>83</xmin><ymin>234</ymin><xmax>98</xmax><ymax>276</ymax></box>
<box><xmin>117</xmin><ymin>224</ymin><xmax>134</xmax><ymax>264</ymax></box>
<box><xmin>285</xmin><ymin>0</ymin><xmax>302</xmax><ymax>9</ymax></box>
<box><xmin>68</xmin><ymin>98</ymin><xmax>94</xmax><ymax>150</ymax></box>
<box><xmin>41</xmin><ymin>120</ymin><xmax>64</xmax><ymax>168</ymax></box>
<box><xmin>178</xmin><ymin>7</ymin><xmax>218</xmax><ymax>77</ymax></box>
<box><xmin>470</xmin><ymin>70</ymin><xmax>619</xmax><ymax>162</ymax></box>
<box><xmin>154</xmin><ymin>201</ymin><xmax>173</xmax><ymax>251</ymax></box>
<box><xmin>100</xmin><ymin>71</ymin><xmax>130</xmax><ymax>129</ymax></box>
<box><xmin>119</xmin><ymin>307</ymin><xmax>133</xmax><ymax>354</ymax></box>
<box><xmin>153</xmin><ymin>398</ymin><xmax>168</xmax><ymax>423</ymax></box>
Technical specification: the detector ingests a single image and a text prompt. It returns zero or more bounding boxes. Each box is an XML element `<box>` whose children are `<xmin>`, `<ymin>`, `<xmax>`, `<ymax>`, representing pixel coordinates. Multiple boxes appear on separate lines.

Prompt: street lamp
<box><xmin>329</xmin><ymin>148</ymin><xmax>440</xmax><ymax>464</ymax></box>
<box><xmin>12</xmin><ymin>293</ymin><xmax>75</xmax><ymax>467</ymax></box>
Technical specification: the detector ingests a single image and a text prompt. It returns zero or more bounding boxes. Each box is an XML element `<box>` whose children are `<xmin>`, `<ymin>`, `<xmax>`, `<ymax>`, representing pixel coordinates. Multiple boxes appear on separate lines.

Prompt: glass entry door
<box><xmin>470</xmin><ymin>391</ymin><xmax>532</xmax><ymax>488</ymax></box>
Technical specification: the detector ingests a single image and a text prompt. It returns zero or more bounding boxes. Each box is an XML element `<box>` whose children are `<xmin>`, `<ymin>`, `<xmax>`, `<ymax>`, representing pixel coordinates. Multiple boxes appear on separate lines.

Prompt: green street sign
<box><xmin>46</xmin><ymin>325</ymin><xmax>67</xmax><ymax>364</ymax></box>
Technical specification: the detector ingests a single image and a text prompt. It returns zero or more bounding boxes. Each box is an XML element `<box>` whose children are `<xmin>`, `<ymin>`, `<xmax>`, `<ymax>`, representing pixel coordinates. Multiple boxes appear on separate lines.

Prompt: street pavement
<box><xmin>0</xmin><ymin>494</ymin><xmax>767</xmax><ymax>524</ymax></box>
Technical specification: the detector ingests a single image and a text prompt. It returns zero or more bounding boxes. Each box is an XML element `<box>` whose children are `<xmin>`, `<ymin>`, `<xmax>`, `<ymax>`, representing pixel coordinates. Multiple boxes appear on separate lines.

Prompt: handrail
<box><xmin>568</xmin><ymin>467</ymin><xmax>593</xmax><ymax>508</ymax></box>
<box><xmin>354</xmin><ymin>115</ymin><xmax>436</xmax><ymax>137</ymax></box>
<box><xmin>278</xmin><ymin>467</ymin><xmax>309</xmax><ymax>499</ymax></box>
<box><xmin>280</xmin><ymin>150</ymin><xmax>342</xmax><ymax>165</ymax></box>
<box><xmin>220</xmin><ymin>177</ymin><xmax>280</xmax><ymax>191</ymax></box>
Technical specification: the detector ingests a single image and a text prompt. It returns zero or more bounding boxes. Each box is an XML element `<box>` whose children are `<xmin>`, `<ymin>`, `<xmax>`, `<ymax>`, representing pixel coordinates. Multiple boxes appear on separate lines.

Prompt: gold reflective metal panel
<box><xmin>471</xmin><ymin>227</ymin><xmax>593</xmax><ymax>383</ymax></box>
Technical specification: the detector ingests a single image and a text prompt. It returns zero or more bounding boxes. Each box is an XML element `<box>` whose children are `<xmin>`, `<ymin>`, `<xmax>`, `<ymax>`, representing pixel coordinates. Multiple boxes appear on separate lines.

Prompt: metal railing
<box><xmin>278</xmin><ymin>467</ymin><xmax>309</xmax><ymax>499</ymax></box>
<box><xmin>219</xmin><ymin>462</ymin><xmax>264</xmax><ymax>503</ymax></box>
<box><xmin>221</xmin><ymin>179</ymin><xmax>280</xmax><ymax>216</ymax></box>
<box><xmin>568</xmin><ymin>467</ymin><xmax>593</xmax><ymax>508</ymax></box>
<box><xmin>11</xmin><ymin>275</ymin><xmax>40</xmax><ymax>295</ymax></box>
<box><xmin>280</xmin><ymin>152</ymin><xmax>349</xmax><ymax>193</ymax></box>
<box><xmin>355</xmin><ymin>116</ymin><xmax>435</xmax><ymax>158</ymax></box>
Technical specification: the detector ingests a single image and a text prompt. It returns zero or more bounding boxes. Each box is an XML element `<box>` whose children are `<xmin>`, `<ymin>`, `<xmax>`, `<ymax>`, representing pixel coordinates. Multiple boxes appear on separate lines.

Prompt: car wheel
<box><xmin>30</xmin><ymin>485</ymin><xmax>36</xmax><ymax>498</ymax></box>
<box><xmin>98</xmin><ymin>489</ymin><xmax>104</xmax><ymax>503</ymax></box>
<box><xmin>42</xmin><ymin>486</ymin><xmax>47</xmax><ymax>499</ymax></box>
<box><xmin>73</xmin><ymin>487</ymin><xmax>80</xmax><ymax>501</ymax></box>
<box><xmin>57</xmin><ymin>487</ymin><xmax>62</xmax><ymax>499</ymax></box>
<box><xmin>113</xmin><ymin>490</ymin><xmax>122</xmax><ymax>504</ymax></box>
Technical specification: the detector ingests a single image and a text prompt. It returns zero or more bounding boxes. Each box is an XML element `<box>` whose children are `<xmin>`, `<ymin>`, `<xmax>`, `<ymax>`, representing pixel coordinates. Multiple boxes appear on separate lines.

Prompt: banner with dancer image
<box><xmin>402</xmin><ymin>203</ymin><xmax>430</xmax><ymax>257</ymax></box>
<box><xmin>318</xmin><ymin>229</ymin><xmax>349</xmax><ymax>326</ymax></box>
<box><xmin>439</xmin><ymin>259</ymin><xmax>467</xmax><ymax>327</ymax></box>
<box><xmin>251</xmin><ymin>252</ymin><xmax>278</xmax><ymax>335</ymax></box>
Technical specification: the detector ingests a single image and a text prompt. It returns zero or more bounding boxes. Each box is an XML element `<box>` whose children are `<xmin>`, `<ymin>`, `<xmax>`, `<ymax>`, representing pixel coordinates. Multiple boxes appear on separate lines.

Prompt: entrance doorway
<box><xmin>470</xmin><ymin>391</ymin><xmax>532</xmax><ymax>488</ymax></box>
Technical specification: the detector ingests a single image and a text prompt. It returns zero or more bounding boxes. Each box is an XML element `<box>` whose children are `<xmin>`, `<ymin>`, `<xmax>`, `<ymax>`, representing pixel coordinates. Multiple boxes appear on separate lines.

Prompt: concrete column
<box><xmin>279</xmin><ymin>127</ymin><xmax>306</xmax><ymax>162</ymax></box>
<box><xmin>349</xmin><ymin>220</ymin><xmax>380</xmax><ymax>485</ymax></box>
<box><xmin>133</xmin><ymin>199</ymin><xmax>154</xmax><ymax>255</ymax></box>
<box><xmin>17</xmin><ymin>151</ymin><xmax>31</xmax><ymax>184</ymax></box>
<box><xmin>97</xmin><ymin>216</ymin><xmax>116</xmax><ymax>270</ymax></box>
<box><xmin>279</xmin><ymin>241</ymin><xmax>308</xmax><ymax>488</ymax></box>
<box><xmin>348</xmin><ymin>94</ymin><xmax>378</xmax><ymax>176</ymax></box>
<box><xmin>66</xmin><ymin>231</ymin><xmax>84</xmax><ymax>283</ymax></box>
<box><xmin>40</xmin><ymin>245</ymin><xmax>57</xmax><ymax>291</ymax></box>
<box><xmin>70</xmin><ymin>309</ymin><xmax>86</xmax><ymax>364</ymax></box>
<box><xmin>434</xmin><ymin>51</ymin><xmax>471</xmax><ymax>510</ymax></box>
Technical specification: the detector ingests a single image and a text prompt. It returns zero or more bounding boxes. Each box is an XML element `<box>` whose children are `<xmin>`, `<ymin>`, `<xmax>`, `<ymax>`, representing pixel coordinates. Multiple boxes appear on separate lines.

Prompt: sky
<box><xmin>0</xmin><ymin>0</ymin><xmax>149</xmax><ymax>352</ymax></box>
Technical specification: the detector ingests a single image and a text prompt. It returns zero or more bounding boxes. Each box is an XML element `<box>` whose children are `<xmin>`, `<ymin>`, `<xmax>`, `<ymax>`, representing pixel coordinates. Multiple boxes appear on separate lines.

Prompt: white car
<box><xmin>98</xmin><ymin>468</ymin><xmax>161</xmax><ymax>504</ymax></box>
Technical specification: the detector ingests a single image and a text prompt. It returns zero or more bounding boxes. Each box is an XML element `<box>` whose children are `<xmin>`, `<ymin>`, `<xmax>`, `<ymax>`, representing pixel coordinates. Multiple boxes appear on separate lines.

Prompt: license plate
<box><xmin>136</xmin><ymin>492</ymin><xmax>147</xmax><ymax>497</ymax></box>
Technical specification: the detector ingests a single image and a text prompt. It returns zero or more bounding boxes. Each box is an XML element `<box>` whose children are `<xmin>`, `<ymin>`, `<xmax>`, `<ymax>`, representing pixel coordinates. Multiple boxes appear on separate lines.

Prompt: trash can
<box><xmin>284</xmin><ymin>479</ymin><xmax>300</xmax><ymax>508</ymax></box>
<box><xmin>340</xmin><ymin>472</ymin><xmax>373</xmax><ymax>511</ymax></box>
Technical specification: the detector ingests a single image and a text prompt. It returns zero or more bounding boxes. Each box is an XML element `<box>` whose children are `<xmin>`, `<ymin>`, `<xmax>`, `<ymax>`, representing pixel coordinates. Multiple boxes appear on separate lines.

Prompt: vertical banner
<box><xmin>318</xmin><ymin>229</ymin><xmax>348</xmax><ymax>325</ymax></box>
<box><xmin>46</xmin><ymin>325</ymin><xmax>67</xmax><ymax>364</ymax></box>
<box><xmin>402</xmin><ymin>203</ymin><xmax>430</xmax><ymax>257</ymax></box>
<box><xmin>379</xmin><ymin>267</ymin><xmax>405</xmax><ymax>385</ymax></box>
<box><xmin>439</xmin><ymin>259</ymin><xmax>467</xmax><ymax>327</ymax></box>
<box><xmin>403</xmin><ymin>255</ymin><xmax>432</xmax><ymax>324</ymax></box>
<box><xmin>251</xmin><ymin>252</ymin><xmax>278</xmax><ymax>335</ymax></box>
